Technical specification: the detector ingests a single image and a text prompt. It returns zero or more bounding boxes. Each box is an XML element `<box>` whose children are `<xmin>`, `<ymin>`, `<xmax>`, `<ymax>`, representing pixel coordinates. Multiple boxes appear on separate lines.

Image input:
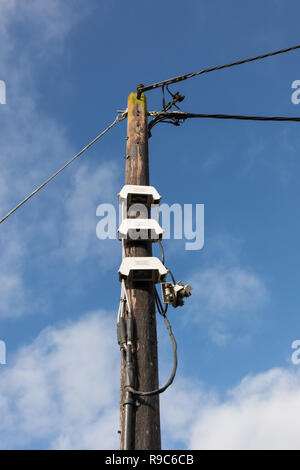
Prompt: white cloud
<box><xmin>189</xmin><ymin>367</ymin><xmax>300</xmax><ymax>450</ymax></box>
<box><xmin>1</xmin><ymin>309</ymin><xmax>300</xmax><ymax>450</ymax></box>
<box><xmin>180</xmin><ymin>233</ymin><xmax>269</xmax><ymax>344</ymax></box>
<box><xmin>161</xmin><ymin>367</ymin><xmax>300</xmax><ymax>450</ymax></box>
<box><xmin>0</xmin><ymin>311</ymin><xmax>120</xmax><ymax>449</ymax></box>
<box><xmin>0</xmin><ymin>3</ymin><xmax>76</xmax><ymax>317</ymax></box>
<box><xmin>193</xmin><ymin>265</ymin><xmax>268</xmax><ymax>313</ymax></box>
<box><xmin>0</xmin><ymin>226</ymin><xmax>30</xmax><ymax>318</ymax></box>
<box><xmin>62</xmin><ymin>162</ymin><xmax>121</xmax><ymax>264</ymax></box>
<box><xmin>0</xmin><ymin>0</ymin><xmax>83</xmax><ymax>43</ymax></box>
<box><xmin>0</xmin><ymin>0</ymin><xmax>85</xmax><ymax>212</ymax></box>
<box><xmin>160</xmin><ymin>377</ymin><xmax>216</xmax><ymax>446</ymax></box>
<box><xmin>188</xmin><ymin>262</ymin><xmax>268</xmax><ymax>345</ymax></box>
<box><xmin>0</xmin><ymin>1</ymin><xmax>117</xmax><ymax>317</ymax></box>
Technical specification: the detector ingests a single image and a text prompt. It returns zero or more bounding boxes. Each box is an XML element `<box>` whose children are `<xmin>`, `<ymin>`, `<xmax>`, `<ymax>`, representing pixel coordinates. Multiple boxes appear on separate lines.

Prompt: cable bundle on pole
<box><xmin>149</xmin><ymin>110</ymin><xmax>300</xmax><ymax>123</ymax></box>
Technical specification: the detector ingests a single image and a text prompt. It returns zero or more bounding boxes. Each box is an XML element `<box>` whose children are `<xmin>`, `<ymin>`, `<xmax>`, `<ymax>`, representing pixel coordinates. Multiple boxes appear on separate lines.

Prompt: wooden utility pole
<box><xmin>120</xmin><ymin>92</ymin><xmax>161</xmax><ymax>450</ymax></box>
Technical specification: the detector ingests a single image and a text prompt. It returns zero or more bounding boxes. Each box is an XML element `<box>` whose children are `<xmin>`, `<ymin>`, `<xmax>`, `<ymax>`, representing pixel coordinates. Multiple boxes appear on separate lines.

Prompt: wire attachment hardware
<box><xmin>161</xmin><ymin>281</ymin><xmax>192</xmax><ymax>308</ymax></box>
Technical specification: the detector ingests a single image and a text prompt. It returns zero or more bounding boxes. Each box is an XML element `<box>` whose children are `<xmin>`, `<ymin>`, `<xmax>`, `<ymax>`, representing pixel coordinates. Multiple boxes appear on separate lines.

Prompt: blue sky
<box><xmin>1</xmin><ymin>0</ymin><xmax>300</xmax><ymax>450</ymax></box>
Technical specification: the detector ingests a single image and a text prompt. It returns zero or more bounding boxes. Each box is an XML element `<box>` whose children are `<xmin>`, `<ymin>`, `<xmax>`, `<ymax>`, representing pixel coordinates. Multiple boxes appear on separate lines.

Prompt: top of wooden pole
<box><xmin>125</xmin><ymin>92</ymin><xmax>150</xmax><ymax>187</ymax></box>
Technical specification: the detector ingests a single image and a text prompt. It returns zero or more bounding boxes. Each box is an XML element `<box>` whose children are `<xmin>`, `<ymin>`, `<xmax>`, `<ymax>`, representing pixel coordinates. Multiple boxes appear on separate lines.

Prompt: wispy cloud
<box><xmin>189</xmin><ymin>367</ymin><xmax>300</xmax><ymax>450</ymax></box>
<box><xmin>2</xmin><ymin>309</ymin><xmax>300</xmax><ymax>450</ymax></box>
<box><xmin>186</xmin><ymin>234</ymin><xmax>269</xmax><ymax>344</ymax></box>
<box><xmin>0</xmin><ymin>1</ymin><xmax>116</xmax><ymax>318</ymax></box>
<box><xmin>61</xmin><ymin>162</ymin><xmax>121</xmax><ymax>264</ymax></box>
<box><xmin>0</xmin><ymin>311</ymin><xmax>120</xmax><ymax>449</ymax></box>
<box><xmin>0</xmin><ymin>0</ymin><xmax>84</xmax><ymax>43</ymax></box>
<box><xmin>193</xmin><ymin>265</ymin><xmax>268</xmax><ymax>313</ymax></box>
<box><xmin>161</xmin><ymin>366</ymin><xmax>300</xmax><ymax>450</ymax></box>
<box><xmin>0</xmin><ymin>229</ymin><xmax>28</xmax><ymax>318</ymax></box>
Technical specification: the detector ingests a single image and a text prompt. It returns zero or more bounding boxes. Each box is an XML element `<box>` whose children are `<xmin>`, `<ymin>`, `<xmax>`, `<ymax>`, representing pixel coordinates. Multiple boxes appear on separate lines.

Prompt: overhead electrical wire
<box><xmin>149</xmin><ymin>110</ymin><xmax>300</xmax><ymax>122</ymax></box>
<box><xmin>148</xmin><ymin>110</ymin><xmax>300</xmax><ymax>131</ymax></box>
<box><xmin>0</xmin><ymin>110</ymin><xmax>128</xmax><ymax>226</ymax></box>
<box><xmin>3</xmin><ymin>44</ymin><xmax>300</xmax><ymax>227</ymax></box>
<box><xmin>137</xmin><ymin>44</ymin><xmax>300</xmax><ymax>94</ymax></box>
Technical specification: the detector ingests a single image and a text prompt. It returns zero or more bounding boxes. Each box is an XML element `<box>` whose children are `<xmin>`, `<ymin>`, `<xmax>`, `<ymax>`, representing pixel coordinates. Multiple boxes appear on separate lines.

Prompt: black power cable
<box><xmin>124</xmin><ymin>286</ymin><xmax>178</xmax><ymax>397</ymax></box>
<box><xmin>149</xmin><ymin>111</ymin><xmax>300</xmax><ymax>124</ymax></box>
<box><xmin>138</xmin><ymin>44</ymin><xmax>300</xmax><ymax>95</ymax></box>
<box><xmin>0</xmin><ymin>111</ymin><xmax>128</xmax><ymax>226</ymax></box>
